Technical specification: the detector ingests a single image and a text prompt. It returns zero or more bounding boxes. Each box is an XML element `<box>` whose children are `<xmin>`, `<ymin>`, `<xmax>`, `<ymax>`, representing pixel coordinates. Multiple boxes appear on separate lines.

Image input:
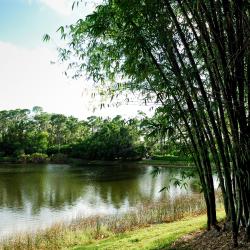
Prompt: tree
<box><xmin>73</xmin><ymin>116</ymin><xmax>145</xmax><ymax>160</ymax></box>
<box><xmin>0</xmin><ymin>108</ymin><xmax>90</xmax><ymax>157</ymax></box>
<box><xmin>140</xmin><ymin>109</ymin><xmax>177</xmax><ymax>155</ymax></box>
<box><xmin>0</xmin><ymin>109</ymin><xmax>31</xmax><ymax>155</ymax></box>
<box><xmin>56</xmin><ymin>0</ymin><xmax>250</xmax><ymax>245</ymax></box>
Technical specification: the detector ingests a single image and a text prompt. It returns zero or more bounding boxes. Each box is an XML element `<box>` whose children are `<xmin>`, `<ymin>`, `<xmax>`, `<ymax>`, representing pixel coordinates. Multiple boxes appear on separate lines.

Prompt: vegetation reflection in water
<box><xmin>0</xmin><ymin>163</ymin><xmax>200</xmax><ymax>237</ymax></box>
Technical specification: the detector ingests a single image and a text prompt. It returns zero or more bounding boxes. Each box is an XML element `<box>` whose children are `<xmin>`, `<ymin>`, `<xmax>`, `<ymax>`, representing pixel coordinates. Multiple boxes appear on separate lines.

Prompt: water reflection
<box><xmin>0</xmin><ymin>164</ymin><xmax>199</xmax><ymax>237</ymax></box>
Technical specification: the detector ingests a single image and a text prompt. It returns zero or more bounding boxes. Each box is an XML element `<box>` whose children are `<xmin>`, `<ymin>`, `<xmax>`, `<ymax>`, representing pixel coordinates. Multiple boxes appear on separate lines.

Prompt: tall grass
<box><xmin>0</xmin><ymin>192</ymin><xmax>223</xmax><ymax>250</ymax></box>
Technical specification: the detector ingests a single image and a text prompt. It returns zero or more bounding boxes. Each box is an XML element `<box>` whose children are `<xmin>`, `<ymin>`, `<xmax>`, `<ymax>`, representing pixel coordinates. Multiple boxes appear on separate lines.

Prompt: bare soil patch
<box><xmin>169</xmin><ymin>225</ymin><xmax>250</xmax><ymax>250</ymax></box>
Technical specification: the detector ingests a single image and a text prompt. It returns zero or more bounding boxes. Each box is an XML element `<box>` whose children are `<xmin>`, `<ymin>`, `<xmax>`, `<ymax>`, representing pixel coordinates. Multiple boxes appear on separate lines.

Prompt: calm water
<box><xmin>0</xmin><ymin>163</ymin><xmax>199</xmax><ymax>237</ymax></box>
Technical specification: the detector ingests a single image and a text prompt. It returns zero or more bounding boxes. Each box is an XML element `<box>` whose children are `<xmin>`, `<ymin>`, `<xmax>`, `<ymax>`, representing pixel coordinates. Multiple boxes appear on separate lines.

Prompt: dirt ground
<box><xmin>169</xmin><ymin>225</ymin><xmax>250</xmax><ymax>250</ymax></box>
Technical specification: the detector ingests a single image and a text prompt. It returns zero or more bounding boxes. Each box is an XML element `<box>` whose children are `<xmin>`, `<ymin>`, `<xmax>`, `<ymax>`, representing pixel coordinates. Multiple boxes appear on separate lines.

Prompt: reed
<box><xmin>0</xmin><ymin>192</ymin><xmax>223</xmax><ymax>250</ymax></box>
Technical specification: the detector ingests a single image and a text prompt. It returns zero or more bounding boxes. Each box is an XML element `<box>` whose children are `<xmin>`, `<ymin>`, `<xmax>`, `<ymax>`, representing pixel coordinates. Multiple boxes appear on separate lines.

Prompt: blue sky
<box><xmin>0</xmin><ymin>0</ymin><xmax>153</xmax><ymax>119</ymax></box>
<box><xmin>0</xmin><ymin>0</ymin><xmax>72</xmax><ymax>47</ymax></box>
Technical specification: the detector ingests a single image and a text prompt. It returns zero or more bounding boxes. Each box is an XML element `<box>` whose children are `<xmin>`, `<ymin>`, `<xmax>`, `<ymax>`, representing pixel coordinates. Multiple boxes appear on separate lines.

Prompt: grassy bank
<box><xmin>138</xmin><ymin>155</ymin><xmax>194</xmax><ymax>167</ymax></box>
<box><xmin>138</xmin><ymin>159</ymin><xmax>194</xmax><ymax>167</ymax></box>
<box><xmin>73</xmin><ymin>210</ymin><xmax>225</xmax><ymax>250</ymax></box>
<box><xmin>0</xmin><ymin>153</ymin><xmax>193</xmax><ymax>166</ymax></box>
<box><xmin>0</xmin><ymin>193</ymin><xmax>223</xmax><ymax>250</ymax></box>
<box><xmin>1</xmin><ymin>209</ymin><xmax>225</xmax><ymax>250</ymax></box>
<box><xmin>0</xmin><ymin>157</ymin><xmax>192</xmax><ymax>167</ymax></box>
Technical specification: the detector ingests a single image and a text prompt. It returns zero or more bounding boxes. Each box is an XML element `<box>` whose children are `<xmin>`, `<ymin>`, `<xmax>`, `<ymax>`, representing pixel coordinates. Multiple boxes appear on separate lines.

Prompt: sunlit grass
<box><xmin>74</xmin><ymin>210</ymin><xmax>225</xmax><ymax>250</ymax></box>
<box><xmin>0</xmin><ymin>193</ymin><xmax>224</xmax><ymax>250</ymax></box>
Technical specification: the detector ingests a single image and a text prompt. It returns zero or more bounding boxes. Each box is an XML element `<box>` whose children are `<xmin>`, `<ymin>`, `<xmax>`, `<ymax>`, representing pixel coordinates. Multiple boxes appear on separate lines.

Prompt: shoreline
<box><xmin>0</xmin><ymin>158</ymin><xmax>194</xmax><ymax>167</ymax></box>
<box><xmin>1</xmin><ymin>208</ymin><xmax>225</xmax><ymax>250</ymax></box>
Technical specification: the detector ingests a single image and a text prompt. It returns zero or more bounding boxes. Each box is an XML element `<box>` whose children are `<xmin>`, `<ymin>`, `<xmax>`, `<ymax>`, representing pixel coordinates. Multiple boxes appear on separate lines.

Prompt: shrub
<box><xmin>50</xmin><ymin>153</ymin><xmax>68</xmax><ymax>163</ymax></box>
<box><xmin>28</xmin><ymin>153</ymin><xmax>49</xmax><ymax>163</ymax></box>
<box><xmin>151</xmin><ymin>154</ymin><xmax>193</xmax><ymax>162</ymax></box>
<box><xmin>17</xmin><ymin>153</ymin><xmax>30</xmax><ymax>163</ymax></box>
<box><xmin>47</xmin><ymin>144</ymin><xmax>72</xmax><ymax>156</ymax></box>
<box><xmin>0</xmin><ymin>156</ymin><xmax>16</xmax><ymax>163</ymax></box>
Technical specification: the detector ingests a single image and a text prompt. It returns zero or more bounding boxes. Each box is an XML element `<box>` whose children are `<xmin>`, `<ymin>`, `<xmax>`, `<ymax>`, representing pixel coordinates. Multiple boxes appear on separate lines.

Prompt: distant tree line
<box><xmin>0</xmin><ymin>107</ymin><xmax>189</xmax><ymax>162</ymax></box>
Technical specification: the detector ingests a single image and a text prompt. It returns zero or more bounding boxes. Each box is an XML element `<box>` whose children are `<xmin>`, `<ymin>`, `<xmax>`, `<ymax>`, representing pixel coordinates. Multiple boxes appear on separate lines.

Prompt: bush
<box><xmin>0</xmin><ymin>156</ymin><xmax>16</xmax><ymax>163</ymax></box>
<box><xmin>151</xmin><ymin>154</ymin><xmax>192</xmax><ymax>162</ymax></box>
<box><xmin>28</xmin><ymin>153</ymin><xmax>49</xmax><ymax>163</ymax></box>
<box><xmin>50</xmin><ymin>153</ymin><xmax>68</xmax><ymax>163</ymax></box>
<box><xmin>47</xmin><ymin>144</ymin><xmax>72</xmax><ymax>156</ymax></box>
<box><xmin>17</xmin><ymin>153</ymin><xmax>30</xmax><ymax>163</ymax></box>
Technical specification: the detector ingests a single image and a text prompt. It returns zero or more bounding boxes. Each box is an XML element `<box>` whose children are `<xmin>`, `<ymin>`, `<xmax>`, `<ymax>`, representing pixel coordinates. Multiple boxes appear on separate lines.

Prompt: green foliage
<box><xmin>71</xmin><ymin>116</ymin><xmax>146</xmax><ymax>160</ymax></box>
<box><xmin>29</xmin><ymin>153</ymin><xmax>49</xmax><ymax>163</ymax></box>
<box><xmin>139</xmin><ymin>109</ymin><xmax>192</xmax><ymax>158</ymax></box>
<box><xmin>0</xmin><ymin>107</ymin><xmax>89</xmax><ymax>159</ymax></box>
<box><xmin>0</xmin><ymin>108</ymin><xmax>190</xmax><ymax>162</ymax></box>
<box><xmin>17</xmin><ymin>153</ymin><xmax>30</xmax><ymax>163</ymax></box>
<box><xmin>54</xmin><ymin>1</ymin><xmax>250</xmax><ymax>243</ymax></box>
<box><xmin>26</xmin><ymin>131</ymin><xmax>49</xmax><ymax>154</ymax></box>
<box><xmin>17</xmin><ymin>153</ymin><xmax>49</xmax><ymax>164</ymax></box>
<box><xmin>151</xmin><ymin>155</ymin><xmax>192</xmax><ymax>162</ymax></box>
<box><xmin>47</xmin><ymin>144</ymin><xmax>73</xmax><ymax>155</ymax></box>
<box><xmin>0</xmin><ymin>156</ymin><xmax>16</xmax><ymax>163</ymax></box>
<box><xmin>50</xmin><ymin>153</ymin><xmax>69</xmax><ymax>163</ymax></box>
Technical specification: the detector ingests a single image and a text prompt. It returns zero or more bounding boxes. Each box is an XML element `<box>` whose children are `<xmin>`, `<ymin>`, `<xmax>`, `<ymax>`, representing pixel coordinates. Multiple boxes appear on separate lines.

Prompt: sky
<box><xmin>0</xmin><ymin>0</ymin><xmax>154</xmax><ymax>119</ymax></box>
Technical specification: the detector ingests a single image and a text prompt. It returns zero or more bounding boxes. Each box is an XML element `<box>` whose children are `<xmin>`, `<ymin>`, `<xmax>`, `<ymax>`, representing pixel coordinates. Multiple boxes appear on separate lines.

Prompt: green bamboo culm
<box><xmin>57</xmin><ymin>0</ymin><xmax>250</xmax><ymax>247</ymax></box>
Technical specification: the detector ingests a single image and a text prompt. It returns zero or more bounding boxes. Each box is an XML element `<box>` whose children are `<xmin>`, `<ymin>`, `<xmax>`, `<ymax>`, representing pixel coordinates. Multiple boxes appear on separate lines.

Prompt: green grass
<box><xmin>138</xmin><ymin>159</ymin><xmax>194</xmax><ymax>166</ymax></box>
<box><xmin>151</xmin><ymin>155</ymin><xmax>192</xmax><ymax>162</ymax></box>
<box><xmin>72</xmin><ymin>210</ymin><xmax>225</xmax><ymax>250</ymax></box>
<box><xmin>1</xmin><ymin>194</ymin><xmax>223</xmax><ymax>250</ymax></box>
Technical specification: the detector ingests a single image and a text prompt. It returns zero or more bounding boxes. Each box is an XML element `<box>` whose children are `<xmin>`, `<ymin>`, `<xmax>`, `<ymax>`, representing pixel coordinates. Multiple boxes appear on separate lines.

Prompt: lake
<box><xmin>0</xmin><ymin>163</ymin><xmax>199</xmax><ymax>238</ymax></box>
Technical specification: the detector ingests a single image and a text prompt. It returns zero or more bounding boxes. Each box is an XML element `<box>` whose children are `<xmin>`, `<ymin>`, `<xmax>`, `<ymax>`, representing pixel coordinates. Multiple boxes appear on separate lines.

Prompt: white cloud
<box><xmin>36</xmin><ymin>0</ymin><xmax>103</xmax><ymax>17</ymax></box>
<box><xmin>38</xmin><ymin>0</ymin><xmax>73</xmax><ymax>16</ymax></box>
<box><xmin>0</xmin><ymin>41</ymin><xmax>90</xmax><ymax>118</ymax></box>
<box><xmin>0</xmin><ymin>41</ymin><xmax>153</xmax><ymax>119</ymax></box>
<box><xmin>24</xmin><ymin>0</ymin><xmax>73</xmax><ymax>16</ymax></box>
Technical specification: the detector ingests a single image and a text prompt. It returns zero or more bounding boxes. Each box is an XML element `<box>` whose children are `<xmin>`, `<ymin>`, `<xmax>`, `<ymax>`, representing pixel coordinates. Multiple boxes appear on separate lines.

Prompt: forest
<box><xmin>0</xmin><ymin>106</ymin><xmax>188</xmax><ymax>163</ymax></box>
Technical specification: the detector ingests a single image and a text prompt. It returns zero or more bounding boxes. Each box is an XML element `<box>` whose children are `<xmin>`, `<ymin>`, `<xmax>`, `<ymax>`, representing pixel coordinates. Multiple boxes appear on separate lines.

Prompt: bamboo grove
<box><xmin>56</xmin><ymin>0</ymin><xmax>250</xmax><ymax>246</ymax></box>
